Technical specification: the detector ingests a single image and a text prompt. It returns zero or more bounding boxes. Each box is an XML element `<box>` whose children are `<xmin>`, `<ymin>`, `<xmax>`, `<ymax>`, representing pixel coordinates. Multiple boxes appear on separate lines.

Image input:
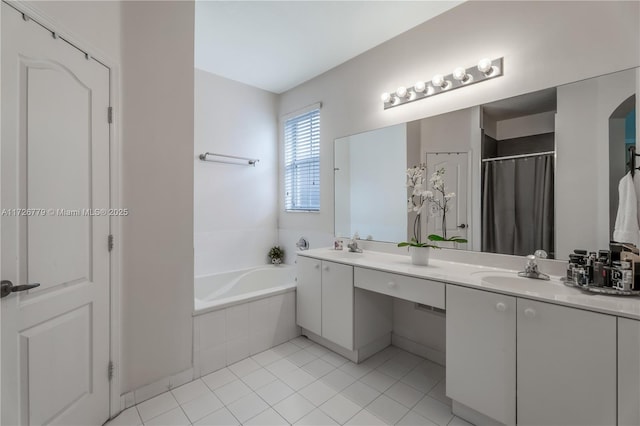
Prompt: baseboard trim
<box><xmin>391</xmin><ymin>333</ymin><xmax>445</xmax><ymax>366</ymax></box>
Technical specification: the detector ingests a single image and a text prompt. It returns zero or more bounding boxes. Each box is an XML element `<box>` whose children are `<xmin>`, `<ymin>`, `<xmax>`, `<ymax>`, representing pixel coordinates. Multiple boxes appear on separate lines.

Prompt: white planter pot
<box><xmin>410</xmin><ymin>246</ymin><xmax>431</xmax><ymax>266</ymax></box>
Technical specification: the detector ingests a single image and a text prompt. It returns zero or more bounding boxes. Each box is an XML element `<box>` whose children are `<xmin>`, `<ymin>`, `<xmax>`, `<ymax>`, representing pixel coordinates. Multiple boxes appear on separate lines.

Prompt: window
<box><xmin>284</xmin><ymin>106</ymin><xmax>320</xmax><ymax>211</ymax></box>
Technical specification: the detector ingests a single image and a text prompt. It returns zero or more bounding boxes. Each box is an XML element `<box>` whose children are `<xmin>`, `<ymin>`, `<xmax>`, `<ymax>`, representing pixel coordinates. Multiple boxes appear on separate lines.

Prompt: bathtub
<box><xmin>194</xmin><ymin>265</ymin><xmax>297</xmax><ymax>314</ymax></box>
<box><xmin>193</xmin><ymin>264</ymin><xmax>300</xmax><ymax>377</ymax></box>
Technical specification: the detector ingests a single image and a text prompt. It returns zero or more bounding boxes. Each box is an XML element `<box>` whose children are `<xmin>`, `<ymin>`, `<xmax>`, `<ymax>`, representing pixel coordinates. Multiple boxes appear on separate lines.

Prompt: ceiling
<box><xmin>194</xmin><ymin>1</ymin><xmax>463</xmax><ymax>94</ymax></box>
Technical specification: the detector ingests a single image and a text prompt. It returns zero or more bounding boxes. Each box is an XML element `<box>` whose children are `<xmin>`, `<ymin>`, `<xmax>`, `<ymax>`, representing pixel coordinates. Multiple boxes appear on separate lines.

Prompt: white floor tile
<box><xmin>274</xmin><ymin>394</ymin><xmax>316</xmax><ymax>424</ymax></box>
<box><xmin>144</xmin><ymin>407</ymin><xmax>190</xmax><ymax>426</ymax></box>
<box><xmin>244</xmin><ymin>408</ymin><xmax>289</xmax><ymax>426</ymax></box>
<box><xmin>428</xmin><ymin>380</ymin><xmax>452</xmax><ymax>407</ymax></box>
<box><xmin>340</xmin><ymin>381</ymin><xmax>380</xmax><ymax>408</ymax></box>
<box><xmin>290</xmin><ymin>336</ymin><xmax>314</xmax><ymax>348</ymax></box>
<box><xmin>344</xmin><ymin>410</ymin><xmax>389</xmax><ymax>426</ymax></box>
<box><xmin>226</xmin><ymin>393</ymin><xmax>269</xmax><ymax>423</ymax></box>
<box><xmin>294</xmin><ymin>408</ymin><xmax>339</xmax><ymax>426</ymax></box>
<box><xmin>397</xmin><ymin>410</ymin><xmax>438</xmax><ymax>426</ymax></box>
<box><xmin>193</xmin><ymin>407</ymin><xmax>240</xmax><ymax>426</ymax></box>
<box><xmin>447</xmin><ymin>415</ymin><xmax>474</xmax><ymax>426</ymax></box>
<box><xmin>136</xmin><ymin>392</ymin><xmax>179</xmax><ymax>422</ymax></box>
<box><xmin>280</xmin><ymin>368</ymin><xmax>316</xmax><ymax>391</ymax></box>
<box><xmin>255</xmin><ymin>379</ymin><xmax>295</xmax><ymax>406</ymax></box>
<box><xmin>320</xmin><ymin>369</ymin><xmax>356</xmax><ymax>392</ymax></box>
<box><xmin>105</xmin><ymin>407</ymin><xmax>142</xmax><ymax>426</ymax></box>
<box><xmin>267</xmin><ymin>358</ymin><xmax>299</xmax><ymax>376</ymax></box>
<box><xmin>400</xmin><ymin>369</ymin><xmax>439</xmax><ymax>394</ymax></box>
<box><xmin>171</xmin><ymin>379</ymin><xmax>211</xmax><ymax>405</ymax></box>
<box><xmin>298</xmin><ymin>380</ymin><xmax>337</xmax><ymax>406</ymax></box>
<box><xmin>392</xmin><ymin>351</ymin><xmax>423</xmax><ymax>370</ymax></box>
<box><xmin>181</xmin><ymin>392</ymin><xmax>224</xmax><ymax>423</ymax></box>
<box><xmin>304</xmin><ymin>343</ymin><xmax>330</xmax><ymax>357</ymax></box>
<box><xmin>360</xmin><ymin>370</ymin><xmax>396</xmax><ymax>393</ymax></box>
<box><xmin>202</xmin><ymin>368</ymin><xmax>238</xmax><ymax>391</ymax></box>
<box><xmin>214</xmin><ymin>379</ymin><xmax>252</xmax><ymax>405</ymax></box>
<box><xmin>251</xmin><ymin>349</ymin><xmax>283</xmax><ymax>367</ymax></box>
<box><xmin>338</xmin><ymin>362</ymin><xmax>372</xmax><ymax>379</ymax></box>
<box><xmin>302</xmin><ymin>358</ymin><xmax>335</xmax><ymax>379</ymax></box>
<box><xmin>319</xmin><ymin>394</ymin><xmax>361</xmax><ymax>424</ymax></box>
<box><xmin>287</xmin><ymin>349</ymin><xmax>318</xmax><ymax>367</ymax></box>
<box><xmin>272</xmin><ymin>342</ymin><xmax>302</xmax><ymax>357</ymax></box>
<box><xmin>321</xmin><ymin>352</ymin><xmax>348</xmax><ymax>368</ymax></box>
<box><xmin>228</xmin><ymin>357</ymin><xmax>261</xmax><ymax>377</ymax></box>
<box><xmin>384</xmin><ymin>381</ymin><xmax>425</xmax><ymax>408</ymax></box>
<box><xmin>413</xmin><ymin>396</ymin><xmax>454</xmax><ymax>426</ymax></box>
<box><xmin>376</xmin><ymin>359</ymin><xmax>412</xmax><ymax>380</ymax></box>
<box><xmin>366</xmin><ymin>395</ymin><xmax>409</xmax><ymax>425</ymax></box>
<box><xmin>242</xmin><ymin>368</ymin><xmax>278</xmax><ymax>390</ymax></box>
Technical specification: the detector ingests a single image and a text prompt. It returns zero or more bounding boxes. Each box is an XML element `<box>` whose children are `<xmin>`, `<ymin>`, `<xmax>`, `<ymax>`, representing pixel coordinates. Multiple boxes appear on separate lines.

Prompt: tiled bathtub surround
<box><xmin>108</xmin><ymin>336</ymin><xmax>468</xmax><ymax>426</ymax></box>
<box><xmin>193</xmin><ymin>291</ymin><xmax>299</xmax><ymax>378</ymax></box>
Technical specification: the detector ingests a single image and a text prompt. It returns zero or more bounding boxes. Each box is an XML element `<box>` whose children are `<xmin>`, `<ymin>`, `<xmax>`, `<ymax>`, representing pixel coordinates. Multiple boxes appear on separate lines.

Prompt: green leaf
<box><xmin>427</xmin><ymin>234</ymin><xmax>446</xmax><ymax>241</ymax></box>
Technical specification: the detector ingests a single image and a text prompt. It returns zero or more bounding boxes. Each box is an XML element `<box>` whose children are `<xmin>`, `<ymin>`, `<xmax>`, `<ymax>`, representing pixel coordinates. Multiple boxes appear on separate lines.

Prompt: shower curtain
<box><xmin>482</xmin><ymin>154</ymin><xmax>554</xmax><ymax>257</ymax></box>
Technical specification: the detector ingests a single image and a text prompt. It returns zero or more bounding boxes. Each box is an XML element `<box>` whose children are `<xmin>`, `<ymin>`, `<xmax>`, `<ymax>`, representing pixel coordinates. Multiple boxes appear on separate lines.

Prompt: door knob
<box><xmin>1</xmin><ymin>280</ymin><xmax>40</xmax><ymax>298</ymax></box>
<box><xmin>496</xmin><ymin>302</ymin><xmax>507</xmax><ymax>312</ymax></box>
<box><xmin>457</xmin><ymin>224</ymin><xmax>467</xmax><ymax>229</ymax></box>
<box><xmin>524</xmin><ymin>308</ymin><xmax>536</xmax><ymax>318</ymax></box>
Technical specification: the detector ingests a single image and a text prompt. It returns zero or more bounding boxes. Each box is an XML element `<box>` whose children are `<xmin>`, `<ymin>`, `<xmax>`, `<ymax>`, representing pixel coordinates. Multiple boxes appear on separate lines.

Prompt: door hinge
<box><xmin>108</xmin><ymin>106</ymin><xmax>113</xmax><ymax>124</ymax></box>
<box><xmin>108</xmin><ymin>234</ymin><xmax>114</xmax><ymax>252</ymax></box>
<box><xmin>108</xmin><ymin>361</ymin><xmax>114</xmax><ymax>381</ymax></box>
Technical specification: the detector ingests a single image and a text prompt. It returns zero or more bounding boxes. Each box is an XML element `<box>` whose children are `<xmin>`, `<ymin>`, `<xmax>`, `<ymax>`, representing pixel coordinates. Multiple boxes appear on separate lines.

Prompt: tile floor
<box><xmin>107</xmin><ymin>337</ymin><xmax>472</xmax><ymax>426</ymax></box>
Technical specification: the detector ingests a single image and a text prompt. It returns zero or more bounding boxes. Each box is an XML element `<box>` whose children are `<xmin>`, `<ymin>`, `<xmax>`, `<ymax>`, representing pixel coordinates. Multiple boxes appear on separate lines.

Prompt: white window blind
<box><xmin>284</xmin><ymin>107</ymin><xmax>320</xmax><ymax>212</ymax></box>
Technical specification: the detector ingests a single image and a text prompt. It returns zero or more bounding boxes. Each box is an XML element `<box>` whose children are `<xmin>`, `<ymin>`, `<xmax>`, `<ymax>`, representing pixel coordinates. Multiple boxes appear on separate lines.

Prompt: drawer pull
<box><xmin>524</xmin><ymin>308</ymin><xmax>536</xmax><ymax>318</ymax></box>
<box><xmin>314</xmin><ymin>264</ymin><xmax>320</xmax><ymax>269</ymax></box>
<box><xmin>387</xmin><ymin>281</ymin><xmax>396</xmax><ymax>288</ymax></box>
<box><xmin>496</xmin><ymin>302</ymin><xmax>507</xmax><ymax>312</ymax></box>
<box><xmin>323</xmin><ymin>265</ymin><xmax>329</xmax><ymax>271</ymax></box>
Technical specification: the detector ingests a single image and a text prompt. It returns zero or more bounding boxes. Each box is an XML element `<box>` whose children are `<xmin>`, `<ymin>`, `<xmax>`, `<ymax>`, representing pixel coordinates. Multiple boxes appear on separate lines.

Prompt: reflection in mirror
<box><xmin>334</xmin><ymin>67</ymin><xmax>639</xmax><ymax>260</ymax></box>
<box><xmin>480</xmin><ymin>89</ymin><xmax>556</xmax><ymax>258</ymax></box>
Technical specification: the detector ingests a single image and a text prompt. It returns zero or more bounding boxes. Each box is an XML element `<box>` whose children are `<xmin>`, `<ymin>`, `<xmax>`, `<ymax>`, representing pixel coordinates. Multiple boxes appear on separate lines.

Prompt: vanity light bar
<box><xmin>381</xmin><ymin>57</ymin><xmax>504</xmax><ymax>110</ymax></box>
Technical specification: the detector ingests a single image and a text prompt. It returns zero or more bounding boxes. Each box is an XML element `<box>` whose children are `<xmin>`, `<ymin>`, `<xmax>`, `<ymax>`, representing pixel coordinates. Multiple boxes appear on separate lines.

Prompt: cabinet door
<box><xmin>619</xmin><ymin>317</ymin><xmax>640</xmax><ymax>426</ymax></box>
<box><xmin>446</xmin><ymin>285</ymin><xmax>516</xmax><ymax>425</ymax></box>
<box><xmin>296</xmin><ymin>256</ymin><xmax>322</xmax><ymax>336</ymax></box>
<box><xmin>517</xmin><ymin>299</ymin><xmax>616</xmax><ymax>426</ymax></box>
<box><xmin>321</xmin><ymin>261</ymin><xmax>354</xmax><ymax>350</ymax></box>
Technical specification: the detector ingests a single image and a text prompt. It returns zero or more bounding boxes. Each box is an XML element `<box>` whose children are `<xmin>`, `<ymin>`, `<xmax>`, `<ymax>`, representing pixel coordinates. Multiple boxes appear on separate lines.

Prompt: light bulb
<box><xmin>478</xmin><ymin>58</ymin><xmax>493</xmax><ymax>74</ymax></box>
<box><xmin>431</xmin><ymin>74</ymin><xmax>446</xmax><ymax>88</ymax></box>
<box><xmin>453</xmin><ymin>67</ymin><xmax>467</xmax><ymax>81</ymax></box>
<box><xmin>396</xmin><ymin>86</ymin><xmax>408</xmax><ymax>98</ymax></box>
<box><xmin>381</xmin><ymin>92</ymin><xmax>391</xmax><ymax>103</ymax></box>
<box><xmin>414</xmin><ymin>81</ymin><xmax>426</xmax><ymax>93</ymax></box>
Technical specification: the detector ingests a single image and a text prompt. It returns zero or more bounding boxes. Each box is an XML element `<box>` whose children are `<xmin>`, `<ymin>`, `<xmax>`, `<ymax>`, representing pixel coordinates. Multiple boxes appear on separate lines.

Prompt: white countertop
<box><xmin>298</xmin><ymin>248</ymin><xmax>640</xmax><ymax>320</ymax></box>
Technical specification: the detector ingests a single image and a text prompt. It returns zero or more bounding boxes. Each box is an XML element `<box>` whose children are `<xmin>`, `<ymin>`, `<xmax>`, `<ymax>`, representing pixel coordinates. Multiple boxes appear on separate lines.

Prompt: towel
<box><xmin>613</xmin><ymin>172</ymin><xmax>640</xmax><ymax>246</ymax></box>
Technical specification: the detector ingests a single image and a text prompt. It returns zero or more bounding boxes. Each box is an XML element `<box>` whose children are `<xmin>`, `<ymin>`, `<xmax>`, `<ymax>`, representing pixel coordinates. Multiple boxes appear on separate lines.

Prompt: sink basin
<box><xmin>470</xmin><ymin>270</ymin><xmax>520</xmax><ymax>278</ymax></box>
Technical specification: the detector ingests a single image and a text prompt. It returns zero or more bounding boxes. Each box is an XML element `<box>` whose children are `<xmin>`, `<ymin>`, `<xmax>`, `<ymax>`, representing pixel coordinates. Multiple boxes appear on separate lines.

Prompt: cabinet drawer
<box><xmin>354</xmin><ymin>267</ymin><xmax>445</xmax><ymax>309</ymax></box>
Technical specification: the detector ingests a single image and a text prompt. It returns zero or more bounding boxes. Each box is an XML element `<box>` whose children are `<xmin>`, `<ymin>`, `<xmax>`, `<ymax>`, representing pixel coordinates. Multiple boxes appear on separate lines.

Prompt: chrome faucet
<box><xmin>347</xmin><ymin>232</ymin><xmax>363</xmax><ymax>253</ymax></box>
<box><xmin>518</xmin><ymin>251</ymin><xmax>550</xmax><ymax>280</ymax></box>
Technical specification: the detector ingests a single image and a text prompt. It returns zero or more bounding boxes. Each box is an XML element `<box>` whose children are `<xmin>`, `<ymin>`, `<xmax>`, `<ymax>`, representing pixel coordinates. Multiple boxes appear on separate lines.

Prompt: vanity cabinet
<box><xmin>447</xmin><ymin>286</ymin><xmax>617</xmax><ymax>426</ymax></box>
<box><xmin>516</xmin><ymin>299</ymin><xmax>616</xmax><ymax>426</ymax></box>
<box><xmin>296</xmin><ymin>257</ymin><xmax>353</xmax><ymax>350</ymax></box>
<box><xmin>618</xmin><ymin>318</ymin><xmax>640</xmax><ymax>425</ymax></box>
<box><xmin>446</xmin><ymin>285</ymin><xmax>516</xmax><ymax>425</ymax></box>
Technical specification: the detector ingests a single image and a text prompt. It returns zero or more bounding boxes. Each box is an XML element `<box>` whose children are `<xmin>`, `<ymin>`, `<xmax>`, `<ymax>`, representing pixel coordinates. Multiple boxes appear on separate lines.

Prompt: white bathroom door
<box><xmin>425</xmin><ymin>152</ymin><xmax>469</xmax><ymax>246</ymax></box>
<box><xmin>1</xmin><ymin>4</ymin><xmax>111</xmax><ymax>426</ymax></box>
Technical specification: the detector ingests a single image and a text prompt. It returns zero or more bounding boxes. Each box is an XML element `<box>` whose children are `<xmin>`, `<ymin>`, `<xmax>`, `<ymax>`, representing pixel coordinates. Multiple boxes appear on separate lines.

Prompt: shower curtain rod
<box><xmin>482</xmin><ymin>151</ymin><xmax>555</xmax><ymax>163</ymax></box>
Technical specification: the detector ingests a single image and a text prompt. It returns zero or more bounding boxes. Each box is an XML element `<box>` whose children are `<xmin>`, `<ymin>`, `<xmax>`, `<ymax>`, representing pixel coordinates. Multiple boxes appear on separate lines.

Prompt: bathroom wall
<box><xmin>278</xmin><ymin>1</ymin><xmax>639</xmax><ymax>360</ymax></box>
<box><xmin>194</xmin><ymin>69</ymin><xmax>278</xmax><ymax>276</ymax></box>
<box><xmin>120</xmin><ymin>1</ymin><xmax>195</xmax><ymax>394</ymax></box>
<box><xmin>277</xmin><ymin>1</ymin><xmax>640</xmax><ymax>256</ymax></box>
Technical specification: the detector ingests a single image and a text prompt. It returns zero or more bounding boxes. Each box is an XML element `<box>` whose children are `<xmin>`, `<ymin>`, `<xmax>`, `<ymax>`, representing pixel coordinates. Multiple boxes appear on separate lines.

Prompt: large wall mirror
<box><xmin>335</xmin><ymin>67</ymin><xmax>638</xmax><ymax>260</ymax></box>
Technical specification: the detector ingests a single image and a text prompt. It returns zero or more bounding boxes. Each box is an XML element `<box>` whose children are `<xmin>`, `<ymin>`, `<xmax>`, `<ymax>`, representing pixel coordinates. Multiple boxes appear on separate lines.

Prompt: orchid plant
<box><xmin>398</xmin><ymin>165</ymin><xmax>468</xmax><ymax>248</ymax></box>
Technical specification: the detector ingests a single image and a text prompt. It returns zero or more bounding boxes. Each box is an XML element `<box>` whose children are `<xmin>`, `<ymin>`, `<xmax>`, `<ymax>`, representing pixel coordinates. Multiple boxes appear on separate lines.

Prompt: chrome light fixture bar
<box><xmin>381</xmin><ymin>57</ymin><xmax>504</xmax><ymax>110</ymax></box>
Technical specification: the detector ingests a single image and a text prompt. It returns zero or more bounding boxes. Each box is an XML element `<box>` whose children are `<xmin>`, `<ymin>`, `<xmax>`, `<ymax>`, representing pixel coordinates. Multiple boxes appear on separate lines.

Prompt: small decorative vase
<box><xmin>410</xmin><ymin>246</ymin><xmax>430</xmax><ymax>266</ymax></box>
<box><xmin>271</xmin><ymin>258</ymin><xmax>282</xmax><ymax>265</ymax></box>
